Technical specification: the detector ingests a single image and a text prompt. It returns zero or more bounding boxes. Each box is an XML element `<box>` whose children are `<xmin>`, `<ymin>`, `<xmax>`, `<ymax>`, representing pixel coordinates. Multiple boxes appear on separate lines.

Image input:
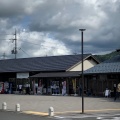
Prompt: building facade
<box><xmin>84</xmin><ymin>53</ymin><xmax>120</xmax><ymax>96</ymax></box>
<box><xmin>0</xmin><ymin>54</ymin><xmax>99</xmax><ymax>95</ymax></box>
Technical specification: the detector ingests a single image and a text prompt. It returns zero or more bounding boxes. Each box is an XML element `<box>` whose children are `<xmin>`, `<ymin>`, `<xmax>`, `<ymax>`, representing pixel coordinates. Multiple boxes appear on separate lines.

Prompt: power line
<box><xmin>0</xmin><ymin>31</ymin><xmax>70</xmax><ymax>58</ymax></box>
<box><xmin>20</xmin><ymin>40</ymin><xmax>39</xmax><ymax>46</ymax></box>
<box><xmin>0</xmin><ymin>30</ymin><xmax>18</xmax><ymax>59</ymax></box>
<box><xmin>0</xmin><ymin>34</ymin><xmax>13</xmax><ymax>35</ymax></box>
<box><xmin>0</xmin><ymin>33</ymin><xmax>14</xmax><ymax>40</ymax></box>
<box><xmin>19</xmin><ymin>48</ymin><xmax>30</xmax><ymax>57</ymax></box>
<box><xmin>20</xmin><ymin>39</ymin><xmax>69</xmax><ymax>50</ymax></box>
<box><xmin>0</xmin><ymin>38</ymin><xmax>8</xmax><ymax>40</ymax></box>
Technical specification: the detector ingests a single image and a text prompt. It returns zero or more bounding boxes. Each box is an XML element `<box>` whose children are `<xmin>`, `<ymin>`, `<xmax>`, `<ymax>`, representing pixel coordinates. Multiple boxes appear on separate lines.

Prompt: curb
<box><xmin>22</xmin><ymin>108</ymin><xmax>120</xmax><ymax>116</ymax></box>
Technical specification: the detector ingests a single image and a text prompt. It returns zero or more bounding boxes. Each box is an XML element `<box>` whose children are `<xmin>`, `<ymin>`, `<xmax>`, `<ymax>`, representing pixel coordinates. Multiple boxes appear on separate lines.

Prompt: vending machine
<box><xmin>0</xmin><ymin>82</ymin><xmax>4</xmax><ymax>94</ymax></box>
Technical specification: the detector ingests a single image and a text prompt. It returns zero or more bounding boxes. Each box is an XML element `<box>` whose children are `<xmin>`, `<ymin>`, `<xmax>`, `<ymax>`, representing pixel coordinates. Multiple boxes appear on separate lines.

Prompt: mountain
<box><xmin>94</xmin><ymin>50</ymin><xmax>120</xmax><ymax>62</ymax></box>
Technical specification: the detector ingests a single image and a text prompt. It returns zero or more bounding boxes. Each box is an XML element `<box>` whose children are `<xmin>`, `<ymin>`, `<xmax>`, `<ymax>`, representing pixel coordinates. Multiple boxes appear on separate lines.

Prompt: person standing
<box><xmin>114</xmin><ymin>84</ymin><xmax>117</xmax><ymax>101</ymax></box>
<box><xmin>19</xmin><ymin>85</ymin><xmax>22</xmax><ymax>94</ymax></box>
<box><xmin>79</xmin><ymin>84</ymin><xmax>82</xmax><ymax>96</ymax></box>
<box><xmin>105</xmin><ymin>88</ymin><xmax>110</xmax><ymax>98</ymax></box>
<box><xmin>117</xmin><ymin>83</ymin><xmax>120</xmax><ymax>98</ymax></box>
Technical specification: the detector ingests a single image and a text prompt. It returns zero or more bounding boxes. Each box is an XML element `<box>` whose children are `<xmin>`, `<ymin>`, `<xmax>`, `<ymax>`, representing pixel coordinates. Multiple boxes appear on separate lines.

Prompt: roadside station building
<box><xmin>0</xmin><ymin>54</ymin><xmax>99</xmax><ymax>95</ymax></box>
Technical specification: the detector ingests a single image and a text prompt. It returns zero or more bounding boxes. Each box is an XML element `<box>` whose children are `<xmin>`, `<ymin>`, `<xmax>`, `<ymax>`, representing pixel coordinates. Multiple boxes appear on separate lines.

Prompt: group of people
<box><xmin>104</xmin><ymin>83</ymin><xmax>120</xmax><ymax>101</ymax></box>
<box><xmin>17</xmin><ymin>83</ymin><xmax>120</xmax><ymax>99</ymax></box>
<box><xmin>18</xmin><ymin>85</ymin><xmax>30</xmax><ymax>94</ymax></box>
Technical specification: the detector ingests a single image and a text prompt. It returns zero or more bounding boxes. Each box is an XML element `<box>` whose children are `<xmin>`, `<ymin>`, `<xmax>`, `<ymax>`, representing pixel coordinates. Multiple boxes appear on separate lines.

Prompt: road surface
<box><xmin>0</xmin><ymin>111</ymin><xmax>120</xmax><ymax>120</ymax></box>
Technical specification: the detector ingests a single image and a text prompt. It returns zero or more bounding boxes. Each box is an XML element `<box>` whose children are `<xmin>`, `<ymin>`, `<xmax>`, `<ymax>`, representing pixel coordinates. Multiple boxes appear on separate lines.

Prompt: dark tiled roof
<box><xmin>30</xmin><ymin>71</ymin><xmax>81</xmax><ymax>78</ymax></box>
<box><xmin>0</xmin><ymin>54</ymin><xmax>91</xmax><ymax>73</ymax></box>
<box><xmin>84</xmin><ymin>55</ymin><xmax>120</xmax><ymax>74</ymax></box>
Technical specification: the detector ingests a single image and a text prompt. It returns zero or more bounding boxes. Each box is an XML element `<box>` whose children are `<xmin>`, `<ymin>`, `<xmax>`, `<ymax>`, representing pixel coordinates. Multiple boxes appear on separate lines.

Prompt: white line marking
<box><xmin>54</xmin><ymin>116</ymin><xmax>65</xmax><ymax>119</ymax></box>
<box><xmin>55</xmin><ymin>113</ymin><xmax>120</xmax><ymax>119</ymax></box>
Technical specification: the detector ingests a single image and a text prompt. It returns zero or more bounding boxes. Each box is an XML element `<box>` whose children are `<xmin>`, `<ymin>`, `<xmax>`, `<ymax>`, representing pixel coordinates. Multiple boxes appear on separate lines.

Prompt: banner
<box><xmin>62</xmin><ymin>81</ymin><xmax>66</xmax><ymax>95</ymax></box>
<box><xmin>72</xmin><ymin>79</ymin><xmax>76</xmax><ymax>94</ymax></box>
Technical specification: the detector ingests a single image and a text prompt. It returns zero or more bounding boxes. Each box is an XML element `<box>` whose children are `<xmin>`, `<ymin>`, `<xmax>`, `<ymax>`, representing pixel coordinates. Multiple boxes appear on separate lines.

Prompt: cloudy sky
<box><xmin>0</xmin><ymin>0</ymin><xmax>120</xmax><ymax>59</ymax></box>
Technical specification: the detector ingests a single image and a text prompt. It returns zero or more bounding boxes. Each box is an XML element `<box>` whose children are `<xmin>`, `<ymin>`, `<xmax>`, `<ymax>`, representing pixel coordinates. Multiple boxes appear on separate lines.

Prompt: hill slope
<box><xmin>94</xmin><ymin>51</ymin><xmax>120</xmax><ymax>62</ymax></box>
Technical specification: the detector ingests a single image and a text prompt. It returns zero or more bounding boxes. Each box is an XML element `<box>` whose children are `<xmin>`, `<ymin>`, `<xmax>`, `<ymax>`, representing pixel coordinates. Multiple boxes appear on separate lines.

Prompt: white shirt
<box><xmin>105</xmin><ymin>89</ymin><xmax>109</xmax><ymax>97</ymax></box>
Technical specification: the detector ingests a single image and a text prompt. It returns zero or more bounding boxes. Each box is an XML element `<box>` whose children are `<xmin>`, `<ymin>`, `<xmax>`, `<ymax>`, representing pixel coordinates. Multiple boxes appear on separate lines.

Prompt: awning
<box><xmin>30</xmin><ymin>71</ymin><xmax>81</xmax><ymax>78</ymax></box>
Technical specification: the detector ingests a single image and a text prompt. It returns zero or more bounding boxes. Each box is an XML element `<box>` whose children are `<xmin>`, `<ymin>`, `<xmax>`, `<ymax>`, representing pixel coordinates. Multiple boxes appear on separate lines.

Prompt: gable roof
<box><xmin>67</xmin><ymin>55</ymin><xmax>99</xmax><ymax>71</ymax></box>
<box><xmin>0</xmin><ymin>54</ymin><xmax>94</xmax><ymax>73</ymax></box>
<box><xmin>84</xmin><ymin>55</ymin><xmax>120</xmax><ymax>74</ymax></box>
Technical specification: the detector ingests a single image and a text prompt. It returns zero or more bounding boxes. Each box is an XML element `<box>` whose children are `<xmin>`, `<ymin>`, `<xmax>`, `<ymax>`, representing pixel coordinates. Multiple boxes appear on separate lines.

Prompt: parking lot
<box><xmin>0</xmin><ymin>94</ymin><xmax>120</xmax><ymax>115</ymax></box>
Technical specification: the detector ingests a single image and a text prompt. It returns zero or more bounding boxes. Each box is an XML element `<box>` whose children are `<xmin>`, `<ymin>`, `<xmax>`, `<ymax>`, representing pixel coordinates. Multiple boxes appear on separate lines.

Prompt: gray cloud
<box><xmin>0</xmin><ymin>0</ymin><xmax>26</xmax><ymax>18</ymax></box>
<box><xmin>0</xmin><ymin>0</ymin><xmax>120</xmax><ymax>59</ymax></box>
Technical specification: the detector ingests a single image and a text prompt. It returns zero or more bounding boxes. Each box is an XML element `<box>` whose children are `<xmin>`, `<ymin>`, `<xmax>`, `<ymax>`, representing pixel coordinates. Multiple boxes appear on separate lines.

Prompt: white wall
<box><xmin>68</xmin><ymin>59</ymin><xmax>97</xmax><ymax>71</ymax></box>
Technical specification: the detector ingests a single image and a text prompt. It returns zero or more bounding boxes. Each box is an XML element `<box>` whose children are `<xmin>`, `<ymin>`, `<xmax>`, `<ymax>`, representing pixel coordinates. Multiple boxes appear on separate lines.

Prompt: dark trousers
<box><xmin>114</xmin><ymin>92</ymin><xmax>117</xmax><ymax>101</ymax></box>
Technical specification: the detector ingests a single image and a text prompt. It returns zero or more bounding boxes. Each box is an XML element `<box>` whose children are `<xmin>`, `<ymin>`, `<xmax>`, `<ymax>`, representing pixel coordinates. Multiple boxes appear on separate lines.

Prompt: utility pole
<box><xmin>11</xmin><ymin>29</ymin><xmax>17</xmax><ymax>59</ymax></box>
<box><xmin>15</xmin><ymin>29</ymin><xmax>17</xmax><ymax>59</ymax></box>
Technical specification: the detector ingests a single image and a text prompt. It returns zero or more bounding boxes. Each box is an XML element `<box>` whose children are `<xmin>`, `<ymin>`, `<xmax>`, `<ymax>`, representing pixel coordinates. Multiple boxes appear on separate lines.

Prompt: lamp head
<box><xmin>79</xmin><ymin>29</ymin><xmax>86</xmax><ymax>31</ymax></box>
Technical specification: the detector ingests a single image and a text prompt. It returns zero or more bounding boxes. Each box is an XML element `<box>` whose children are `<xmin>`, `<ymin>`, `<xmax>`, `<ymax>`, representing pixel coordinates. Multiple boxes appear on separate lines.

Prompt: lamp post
<box><xmin>79</xmin><ymin>29</ymin><xmax>86</xmax><ymax>114</ymax></box>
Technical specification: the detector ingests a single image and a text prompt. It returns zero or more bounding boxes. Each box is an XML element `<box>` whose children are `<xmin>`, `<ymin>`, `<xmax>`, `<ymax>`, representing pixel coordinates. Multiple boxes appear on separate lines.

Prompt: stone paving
<box><xmin>0</xmin><ymin>94</ymin><xmax>120</xmax><ymax>115</ymax></box>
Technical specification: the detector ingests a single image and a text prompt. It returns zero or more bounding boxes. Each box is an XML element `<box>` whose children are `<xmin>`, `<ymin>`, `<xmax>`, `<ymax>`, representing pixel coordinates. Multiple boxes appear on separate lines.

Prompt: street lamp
<box><xmin>79</xmin><ymin>29</ymin><xmax>86</xmax><ymax>114</ymax></box>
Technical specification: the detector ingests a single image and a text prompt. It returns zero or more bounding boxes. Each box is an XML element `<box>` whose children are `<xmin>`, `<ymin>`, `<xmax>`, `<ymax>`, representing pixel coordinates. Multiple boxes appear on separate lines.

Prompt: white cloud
<box><xmin>0</xmin><ymin>0</ymin><xmax>120</xmax><ymax>59</ymax></box>
<box><xmin>17</xmin><ymin>31</ymin><xmax>71</xmax><ymax>58</ymax></box>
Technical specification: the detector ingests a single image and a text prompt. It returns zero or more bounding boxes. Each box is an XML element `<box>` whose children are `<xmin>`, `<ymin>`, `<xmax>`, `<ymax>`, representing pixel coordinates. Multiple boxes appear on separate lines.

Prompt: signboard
<box><xmin>17</xmin><ymin>73</ymin><xmax>29</xmax><ymax>78</ymax></box>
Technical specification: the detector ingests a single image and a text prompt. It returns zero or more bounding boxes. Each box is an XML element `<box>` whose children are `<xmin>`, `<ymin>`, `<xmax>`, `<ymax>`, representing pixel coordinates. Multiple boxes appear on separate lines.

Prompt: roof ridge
<box><xmin>0</xmin><ymin>54</ymin><xmax>91</xmax><ymax>61</ymax></box>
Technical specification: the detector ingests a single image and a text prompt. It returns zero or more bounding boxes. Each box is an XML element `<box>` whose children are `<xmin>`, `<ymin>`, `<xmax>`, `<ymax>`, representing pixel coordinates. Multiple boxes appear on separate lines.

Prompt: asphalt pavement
<box><xmin>0</xmin><ymin>94</ymin><xmax>120</xmax><ymax>117</ymax></box>
<box><xmin>54</xmin><ymin>113</ymin><xmax>120</xmax><ymax>120</ymax></box>
<box><xmin>0</xmin><ymin>110</ymin><xmax>120</xmax><ymax>120</ymax></box>
<box><xmin>0</xmin><ymin>110</ymin><xmax>51</xmax><ymax>120</ymax></box>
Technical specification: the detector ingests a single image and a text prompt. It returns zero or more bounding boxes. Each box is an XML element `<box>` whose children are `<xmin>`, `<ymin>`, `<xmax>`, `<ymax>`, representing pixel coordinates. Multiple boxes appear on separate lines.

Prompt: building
<box><xmin>0</xmin><ymin>54</ymin><xmax>99</xmax><ymax>95</ymax></box>
<box><xmin>84</xmin><ymin>51</ymin><xmax>120</xmax><ymax>96</ymax></box>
